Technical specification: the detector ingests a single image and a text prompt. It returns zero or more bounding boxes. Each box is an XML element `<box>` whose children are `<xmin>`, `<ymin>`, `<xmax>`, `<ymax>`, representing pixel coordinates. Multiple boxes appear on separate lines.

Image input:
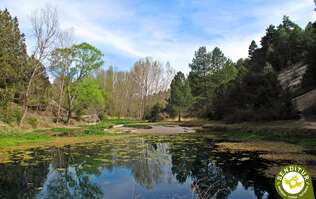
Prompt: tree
<box><xmin>48</xmin><ymin>30</ymin><xmax>74</xmax><ymax>123</ymax></box>
<box><xmin>144</xmin><ymin>102</ymin><xmax>164</xmax><ymax>122</ymax></box>
<box><xmin>19</xmin><ymin>6</ymin><xmax>59</xmax><ymax>126</ymax></box>
<box><xmin>169</xmin><ymin>72</ymin><xmax>193</xmax><ymax>121</ymax></box>
<box><xmin>302</xmin><ymin>22</ymin><xmax>316</xmax><ymax>89</ymax></box>
<box><xmin>131</xmin><ymin>57</ymin><xmax>166</xmax><ymax>119</ymax></box>
<box><xmin>188</xmin><ymin>46</ymin><xmax>212</xmax><ymax>99</ymax></box>
<box><xmin>0</xmin><ymin>9</ymin><xmax>29</xmax><ymax>123</ymax></box>
<box><xmin>258</xmin><ymin>17</ymin><xmax>305</xmax><ymax>72</ymax></box>
<box><xmin>95</xmin><ymin>67</ymin><xmax>114</xmax><ymax>116</ymax></box>
<box><xmin>50</xmin><ymin>42</ymin><xmax>103</xmax><ymax>123</ymax></box>
<box><xmin>211</xmin><ymin>47</ymin><xmax>227</xmax><ymax>70</ymax></box>
<box><xmin>65</xmin><ymin>43</ymin><xmax>104</xmax><ymax>123</ymax></box>
<box><xmin>0</xmin><ymin>9</ymin><xmax>28</xmax><ymax>90</ymax></box>
<box><xmin>248</xmin><ymin>40</ymin><xmax>258</xmax><ymax>59</ymax></box>
<box><xmin>49</xmin><ymin>47</ymin><xmax>73</xmax><ymax>122</ymax></box>
<box><xmin>212</xmin><ymin>69</ymin><xmax>298</xmax><ymax>122</ymax></box>
<box><xmin>188</xmin><ymin>47</ymin><xmax>234</xmax><ymax>116</ymax></box>
<box><xmin>73</xmin><ymin>77</ymin><xmax>105</xmax><ymax>117</ymax></box>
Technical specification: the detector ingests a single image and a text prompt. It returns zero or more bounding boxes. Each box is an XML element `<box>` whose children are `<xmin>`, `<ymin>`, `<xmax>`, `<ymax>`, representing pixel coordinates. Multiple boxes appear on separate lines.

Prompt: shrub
<box><xmin>144</xmin><ymin>103</ymin><xmax>164</xmax><ymax>122</ymax></box>
<box><xmin>27</xmin><ymin>117</ymin><xmax>39</xmax><ymax>128</ymax></box>
<box><xmin>0</xmin><ymin>104</ymin><xmax>22</xmax><ymax>124</ymax></box>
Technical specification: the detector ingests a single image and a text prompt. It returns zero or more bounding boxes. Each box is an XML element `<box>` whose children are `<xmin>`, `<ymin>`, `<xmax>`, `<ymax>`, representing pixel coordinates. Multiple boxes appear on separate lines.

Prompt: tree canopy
<box><xmin>169</xmin><ymin>72</ymin><xmax>193</xmax><ymax>121</ymax></box>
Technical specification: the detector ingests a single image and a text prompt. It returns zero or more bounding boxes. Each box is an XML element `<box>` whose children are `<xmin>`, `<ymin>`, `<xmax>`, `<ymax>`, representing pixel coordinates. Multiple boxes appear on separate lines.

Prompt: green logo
<box><xmin>275</xmin><ymin>165</ymin><xmax>315</xmax><ymax>199</ymax></box>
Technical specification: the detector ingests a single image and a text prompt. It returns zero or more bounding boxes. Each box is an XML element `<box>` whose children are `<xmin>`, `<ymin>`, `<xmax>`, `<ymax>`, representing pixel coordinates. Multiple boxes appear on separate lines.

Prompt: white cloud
<box><xmin>1</xmin><ymin>0</ymin><xmax>315</xmax><ymax>74</ymax></box>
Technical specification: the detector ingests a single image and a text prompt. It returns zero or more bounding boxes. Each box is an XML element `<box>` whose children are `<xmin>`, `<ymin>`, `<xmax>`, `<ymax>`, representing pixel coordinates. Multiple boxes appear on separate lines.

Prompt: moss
<box><xmin>0</xmin><ymin>133</ymin><xmax>50</xmax><ymax>147</ymax></box>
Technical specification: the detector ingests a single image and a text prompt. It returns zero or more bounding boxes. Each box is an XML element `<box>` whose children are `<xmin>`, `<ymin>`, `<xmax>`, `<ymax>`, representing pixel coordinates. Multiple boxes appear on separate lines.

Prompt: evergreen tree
<box><xmin>188</xmin><ymin>46</ymin><xmax>212</xmax><ymax>98</ymax></box>
<box><xmin>248</xmin><ymin>40</ymin><xmax>258</xmax><ymax>59</ymax></box>
<box><xmin>169</xmin><ymin>72</ymin><xmax>193</xmax><ymax>121</ymax></box>
<box><xmin>211</xmin><ymin>47</ymin><xmax>227</xmax><ymax>70</ymax></box>
<box><xmin>0</xmin><ymin>9</ymin><xmax>28</xmax><ymax>97</ymax></box>
<box><xmin>0</xmin><ymin>9</ymin><xmax>29</xmax><ymax>123</ymax></box>
<box><xmin>188</xmin><ymin>47</ymin><xmax>236</xmax><ymax>116</ymax></box>
<box><xmin>302</xmin><ymin>22</ymin><xmax>316</xmax><ymax>89</ymax></box>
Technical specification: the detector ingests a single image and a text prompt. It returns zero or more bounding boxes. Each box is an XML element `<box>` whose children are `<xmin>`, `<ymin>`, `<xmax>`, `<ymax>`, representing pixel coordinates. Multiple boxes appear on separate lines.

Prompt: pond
<box><xmin>0</xmin><ymin>134</ymin><xmax>314</xmax><ymax>199</ymax></box>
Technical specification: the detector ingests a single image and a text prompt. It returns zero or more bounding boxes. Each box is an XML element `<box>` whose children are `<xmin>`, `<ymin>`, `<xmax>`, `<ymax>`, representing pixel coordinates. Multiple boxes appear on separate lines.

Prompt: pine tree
<box><xmin>0</xmin><ymin>9</ymin><xmax>29</xmax><ymax>123</ymax></box>
<box><xmin>169</xmin><ymin>72</ymin><xmax>193</xmax><ymax>121</ymax></box>
<box><xmin>0</xmin><ymin>9</ymin><xmax>28</xmax><ymax>91</ymax></box>
<box><xmin>248</xmin><ymin>40</ymin><xmax>258</xmax><ymax>59</ymax></box>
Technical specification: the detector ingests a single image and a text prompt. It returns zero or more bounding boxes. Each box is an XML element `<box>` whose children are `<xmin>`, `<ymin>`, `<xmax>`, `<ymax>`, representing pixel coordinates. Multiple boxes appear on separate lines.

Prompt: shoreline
<box><xmin>1</xmin><ymin>119</ymin><xmax>316</xmax><ymax>152</ymax></box>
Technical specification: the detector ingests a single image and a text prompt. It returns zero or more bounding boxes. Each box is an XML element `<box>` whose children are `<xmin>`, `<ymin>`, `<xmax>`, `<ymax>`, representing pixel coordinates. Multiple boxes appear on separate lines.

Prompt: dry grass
<box><xmin>216</xmin><ymin>141</ymin><xmax>304</xmax><ymax>153</ymax></box>
<box><xmin>216</xmin><ymin>141</ymin><xmax>316</xmax><ymax>178</ymax></box>
<box><xmin>264</xmin><ymin>164</ymin><xmax>316</xmax><ymax>178</ymax></box>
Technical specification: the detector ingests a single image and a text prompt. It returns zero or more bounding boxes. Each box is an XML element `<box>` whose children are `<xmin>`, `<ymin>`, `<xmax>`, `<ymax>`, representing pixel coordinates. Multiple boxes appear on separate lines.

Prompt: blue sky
<box><xmin>1</xmin><ymin>0</ymin><xmax>315</xmax><ymax>73</ymax></box>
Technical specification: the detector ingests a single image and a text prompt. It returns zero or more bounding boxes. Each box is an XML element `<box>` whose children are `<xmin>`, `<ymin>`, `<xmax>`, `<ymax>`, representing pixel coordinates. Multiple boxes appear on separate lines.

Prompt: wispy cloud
<box><xmin>1</xmin><ymin>0</ymin><xmax>315</xmax><ymax>73</ymax></box>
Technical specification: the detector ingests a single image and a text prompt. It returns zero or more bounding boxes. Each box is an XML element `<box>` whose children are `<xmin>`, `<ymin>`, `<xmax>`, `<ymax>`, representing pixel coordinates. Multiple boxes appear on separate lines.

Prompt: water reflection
<box><xmin>0</xmin><ymin>135</ymin><xmax>283</xmax><ymax>198</ymax></box>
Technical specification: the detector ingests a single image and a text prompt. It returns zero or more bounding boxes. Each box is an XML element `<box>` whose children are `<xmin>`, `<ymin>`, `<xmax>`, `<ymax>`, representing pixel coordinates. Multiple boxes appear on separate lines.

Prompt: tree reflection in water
<box><xmin>0</xmin><ymin>135</ymin><xmax>279</xmax><ymax>199</ymax></box>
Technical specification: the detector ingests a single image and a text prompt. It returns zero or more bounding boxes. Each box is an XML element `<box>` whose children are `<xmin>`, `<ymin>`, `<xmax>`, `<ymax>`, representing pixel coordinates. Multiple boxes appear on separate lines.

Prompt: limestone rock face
<box><xmin>277</xmin><ymin>64</ymin><xmax>307</xmax><ymax>91</ymax></box>
<box><xmin>276</xmin><ymin>64</ymin><xmax>316</xmax><ymax>112</ymax></box>
<box><xmin>293</xmin><ymin>89</ymin><xmax>316</xmax><ymax>112</ymax></box>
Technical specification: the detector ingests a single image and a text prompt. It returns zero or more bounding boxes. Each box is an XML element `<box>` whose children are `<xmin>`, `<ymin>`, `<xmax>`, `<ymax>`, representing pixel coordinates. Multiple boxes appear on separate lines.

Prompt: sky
<box><xmin>1</xmin><ymin>0</ymin><xmax>315</xmax><ymax>73</ymax></box>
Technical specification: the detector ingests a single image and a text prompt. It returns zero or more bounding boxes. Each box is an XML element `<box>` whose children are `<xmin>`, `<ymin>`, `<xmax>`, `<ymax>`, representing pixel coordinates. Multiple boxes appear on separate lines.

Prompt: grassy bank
<box><xmin>2</xmin><ymin>119</ymin><xmax>316</xmax><ymax>150</ymax></box>
<box><xmin>0</xmin><ymin>119</ymin><xmax>142</xmax><ymax>150</ymax></box>
<box><xmin>184</xmin><ymin>120</ymin><xmax>316</xmax><ymax>148</ymax></box>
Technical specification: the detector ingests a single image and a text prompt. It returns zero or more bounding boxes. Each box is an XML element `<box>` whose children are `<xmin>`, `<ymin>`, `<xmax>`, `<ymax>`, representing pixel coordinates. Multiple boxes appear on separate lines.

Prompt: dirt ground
<box><xmin>113</xmin><ymin>125</ymin><xmax>197</xmax><ymax>134</ymax></box>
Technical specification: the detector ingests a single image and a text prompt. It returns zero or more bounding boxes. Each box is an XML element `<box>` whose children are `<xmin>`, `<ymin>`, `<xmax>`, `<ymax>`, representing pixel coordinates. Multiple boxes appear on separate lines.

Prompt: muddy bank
<box><xmin>113</xmin><ymin>124</ymin><xmax>197</xmax><ymax>134</ymax></box>
<box><xmin>201</xmin><ymin>123</ymin><xmax>316</xmax><ymax>138</ymax></box>
<box><xmin>215</xmin><ymin>141</ymin><xmax>316</xmax><ymax>178</ymax></box>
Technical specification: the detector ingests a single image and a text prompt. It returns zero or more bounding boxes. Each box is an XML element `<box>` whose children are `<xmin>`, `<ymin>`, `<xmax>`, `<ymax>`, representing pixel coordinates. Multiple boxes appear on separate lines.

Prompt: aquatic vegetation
<box><xmin>0</xmin><ymin>133</ymin><xmax>50</xmax><ymax>147</ymax></box>
<box><xmin>0</xmin><ymin>132</ymin><xmax>314</xmax><ymax>198</ymax></box>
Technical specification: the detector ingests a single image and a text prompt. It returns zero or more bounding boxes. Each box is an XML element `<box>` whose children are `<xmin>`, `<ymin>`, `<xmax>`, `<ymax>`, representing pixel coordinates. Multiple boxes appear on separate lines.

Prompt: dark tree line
<box><xmin>0</xmin><ymin>9</ymin><xmax>50</xmax><ymax>124</ymax></box>
<box><xmin>167</xmin><ymin>13</ymin><xmax>316</xmax><ymax>122</ymax></box>
<box><xmin>211</xmin><ymin>16</ymin><xmax>316</xmax><ymax>122</ymax></box>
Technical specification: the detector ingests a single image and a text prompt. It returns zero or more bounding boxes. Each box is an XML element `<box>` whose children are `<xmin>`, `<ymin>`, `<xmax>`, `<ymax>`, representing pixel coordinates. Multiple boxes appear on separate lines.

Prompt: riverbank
<box><xmin>0</xmin><ymin>119</ymin><xmax>316</xmax><ymax>178</ymax></box>
<box><xmin>0</xmin><ymin>119</ymin><xmax>142</xmax><ymax>149</ymax></box>
<box><xmin>1</xmin><ymin>119</ymin><xmax>316</xmax><ymax>150</ymax></box>
<box><xmin>180</xmin><ymin>119</ymin><xmax>316</xmax><ymax>147</ymax></box>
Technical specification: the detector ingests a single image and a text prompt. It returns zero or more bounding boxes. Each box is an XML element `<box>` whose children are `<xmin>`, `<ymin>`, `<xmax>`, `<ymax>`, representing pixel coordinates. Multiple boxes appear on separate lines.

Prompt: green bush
<box><xmin>27</xmin><ymin>117</ymin><xmax>38</xmax><ymax>128</ymax></box>
<box><xmin>0</xmin><ymin>105</ymin><xmax>22</xmax><ymax>124</ymax></box>
<box><xmin>144</xmin><ymin>103</ymin><xmax>164</xmax><ymax>122</ymax></box>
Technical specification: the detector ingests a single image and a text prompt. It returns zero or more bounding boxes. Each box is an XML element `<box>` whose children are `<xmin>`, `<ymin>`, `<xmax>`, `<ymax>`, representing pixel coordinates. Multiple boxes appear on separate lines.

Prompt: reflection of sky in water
<box><xmin>91</xmin><ymin>167</ymin><xmax>193</xmax><ymax>199</ymax></box>
<box><xmin>228</xmin><ymin>182</ymin><xmax>269</xmax><ymax>199</ymax></box>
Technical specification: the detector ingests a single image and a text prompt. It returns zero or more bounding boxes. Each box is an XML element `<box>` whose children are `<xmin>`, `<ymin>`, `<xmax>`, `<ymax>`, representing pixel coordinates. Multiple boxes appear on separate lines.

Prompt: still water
<box><xmin>0</xmin><ymin>134</ymin><xmax>299</xmax><ymax>199</ymax></box>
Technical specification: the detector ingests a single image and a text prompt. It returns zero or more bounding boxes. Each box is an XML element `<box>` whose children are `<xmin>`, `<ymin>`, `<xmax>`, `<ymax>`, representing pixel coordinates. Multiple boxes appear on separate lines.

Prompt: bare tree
<box><xmin>19</xmin><ymin>6</ymin><xmax>59</xmax><ymax>126</ymax></box>
<box><xmin>130</xmin><ymin>57</ymin><xmax>173</xmax><ymax>119</ymax></box>
<box><xmin>51</xmin><ymin>30</ymin><xmax>74</xmax><ymax>123</ymax></box>
<box><xmin>94</xmin><ymin>58</ymin><xmax>175</xmax><ymax>119</ymax></box>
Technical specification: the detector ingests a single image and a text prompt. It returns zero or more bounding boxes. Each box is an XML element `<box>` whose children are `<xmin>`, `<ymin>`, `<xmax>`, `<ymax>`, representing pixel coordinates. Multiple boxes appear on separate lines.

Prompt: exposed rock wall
<box><xmin>277</xmin><ymin>64</ymin><xmax>307</xmax><ymax>91</ymax></box>
<box><xmin>292</xmin><ymin>89</ymin><xmax>316</xmax><ymax>112</ymax></box>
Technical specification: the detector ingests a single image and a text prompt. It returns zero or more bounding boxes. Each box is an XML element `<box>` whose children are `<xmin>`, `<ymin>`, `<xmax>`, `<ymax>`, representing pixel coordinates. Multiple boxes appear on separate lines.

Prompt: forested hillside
<box><xmin>168</xmin><ymin>16</ymin><xmax>316</xmax><ymax>122</ymax></box>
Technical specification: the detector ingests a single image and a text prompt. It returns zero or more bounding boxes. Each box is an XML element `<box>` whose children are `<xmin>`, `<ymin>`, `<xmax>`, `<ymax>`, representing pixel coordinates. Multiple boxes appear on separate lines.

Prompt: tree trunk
<box><xmin>67</xmin><ymin>108</ymin><xmax>71</xmax><ymax>124</ymax></box>
<box><xmin>56</xmin><ymin>77</ymin><xmax>65</xmax><ymax>124</ymax></box>
<box><xmin>66</xmin><ymin>85</ymin><xmax>72</xmax><ymax>124</ymax></box>
<box><xmin>178</xmin><ymin>111</ymin><xmax>181</xmax><ymax>122</ymax></box>
<box><xmin>19</xmin><ymin>66</ymin><xmax>38</xmax><ymax>126</ymax></box>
